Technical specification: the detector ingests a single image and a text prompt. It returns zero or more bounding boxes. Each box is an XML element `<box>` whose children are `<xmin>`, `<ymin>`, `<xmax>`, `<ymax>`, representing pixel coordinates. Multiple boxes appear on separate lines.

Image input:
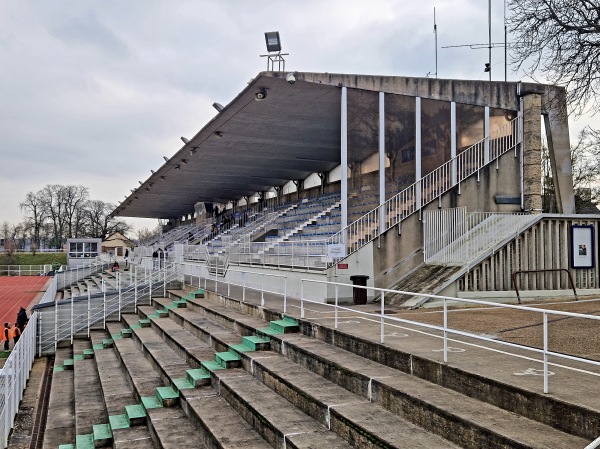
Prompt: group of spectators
<box><xmin>2</xmin><ymin>307</ymin><xmax>28</xmax><ymax>351</ymax></box>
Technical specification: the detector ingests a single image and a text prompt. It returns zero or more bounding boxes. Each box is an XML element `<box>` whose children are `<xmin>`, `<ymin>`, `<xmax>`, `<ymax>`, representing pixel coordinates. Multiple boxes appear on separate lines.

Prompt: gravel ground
<box><xmin>390</xmin><ymin>296</ymin><xmax>600</xmax><ymax>360</ymax></box>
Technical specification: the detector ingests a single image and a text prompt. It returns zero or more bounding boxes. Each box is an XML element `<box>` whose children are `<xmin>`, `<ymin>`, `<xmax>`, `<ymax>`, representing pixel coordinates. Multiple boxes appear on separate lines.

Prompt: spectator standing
<box><xmin>12</xmin><ymin>323</ymin><xmax>21</xmax><ymax>345</ymax></box>
<box><xmin>16</xmin><ymin>307</ymin><xmax>28</xmax><ymax>332</ymax></box>
<box><xmin>3</xmin><ymin>323</ymin><xmax>10</xmax><ymax>351</ymax></box>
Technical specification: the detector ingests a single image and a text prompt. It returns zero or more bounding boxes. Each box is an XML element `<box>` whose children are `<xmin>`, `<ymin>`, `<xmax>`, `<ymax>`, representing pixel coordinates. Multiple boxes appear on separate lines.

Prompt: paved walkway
<box><xmin>196</xmin><ymin>277</ymin><xmax>600</xmax><ymax>414</ymax></box>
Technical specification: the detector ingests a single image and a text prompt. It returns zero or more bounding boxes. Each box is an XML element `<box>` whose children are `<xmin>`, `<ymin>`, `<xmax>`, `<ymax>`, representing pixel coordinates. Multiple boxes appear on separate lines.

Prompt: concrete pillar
<box><xmin>379</xmin><ymin>92</ymin><xmax>386</xmax><ymax>227</ymax></box>
<box><xmin>341</xmin><ymin>86</ymin><xmax>348</xmax><ymax>240</ymax></box>
<box><xmin>543</xmin><ymin>89</ymin><xmax>576</xmax><ymax>213</ymax></box>
<box><xmin>522</xmin><ymin>94</ymin><xmax>543</xmax><ymax>213</ymax></box>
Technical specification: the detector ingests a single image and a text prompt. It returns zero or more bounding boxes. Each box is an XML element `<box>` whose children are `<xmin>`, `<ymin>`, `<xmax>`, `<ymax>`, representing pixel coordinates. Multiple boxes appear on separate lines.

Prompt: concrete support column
<box><xmin>415</xmin><ymin>97</ymin><xmax>422</xmax><ymax>208</ymax></box>
<box><xmin>484</xmin><ymin>106</ymin><xmax>490</xmax><ymax>165</ymax></box>
<box><xmin>543</xmin><ymin>89</ymin><xmax>576</xmax><ymax>213</ymax></box>
<box><xmin>450</xmin><ymin>102</ymin><xmax>457</xmax><ymax>186</ymax></box>
<box><xmin>522</xmin><ymin>94</ymin><xmax>543</xmax><ymax>213</ymax></box>
<box><xmin>341</xmin><ymin>86</ymin><xmax>348</xmax><ymax>241</ymax></box>
<box><xmin>379</xmin><ymin>92</ymin><xmax>386</xmax><ymax>228</ymax></box>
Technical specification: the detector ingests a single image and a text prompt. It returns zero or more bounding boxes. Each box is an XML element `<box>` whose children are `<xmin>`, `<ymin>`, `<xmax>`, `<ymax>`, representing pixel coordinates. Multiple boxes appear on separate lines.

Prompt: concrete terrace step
<box><xmin>152</xmin><ymin>294</ymin><xmax>462</xmax><ymax>448</ymax></box>
<box><xmin>43</xmin><ymin>347</ymin><xmax>76</xmax><ymax>449</ymax></box>
<box><xmin>120</xmin><ymin>310</ymin><xmax>275</xmax><ymax>448</ymax></box>
<box><xmin>72</xmin><ymin>340</ymin><xmax>108</xmax><ymax>439</ymax></box>
<box><xmin>105</xmin><ymin>323</ymin><xmax>208</xmax><ymax>449</ymax></box>
<box><xmin>165</xmin><ymin>289</ymin><xmax>590</xmax><ymax>449</ymax></box>
<box><xmin>90</xmin><ymin>330</ymin><xmax>155</xmax><ymax>448</ymax></box>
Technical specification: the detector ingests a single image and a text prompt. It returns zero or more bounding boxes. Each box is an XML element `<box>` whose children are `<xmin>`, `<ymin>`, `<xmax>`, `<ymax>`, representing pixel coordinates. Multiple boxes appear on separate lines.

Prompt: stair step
<box><xmin>63</xmin><ymin>359</ymin><xmax>74</xmax><ymax>370</ymax></box>
<box><xmin>269</xmin><ymin>317</ymin><xmax>299</xmax><ymax>334</ymax></box>
<box><xmin>156</xmin><ymin>386</ymin><xmax>179</xmax><ymax>407</ymax></box>
<box><xmin>75</xmin><ymin>433</ymin><xmax>94</xmax><ymax>449</ymax></box>
<box><xmin>102</xmin><ymin>339</ymin><xmax>114</xmax><ymax>348</ymax></box>
<box><xmin>186</xmin><ymin>368</ymin><xmax>211</xmax><ymax>387</ymax></box>
<box><xmin>140</xmin><ymin>395</ymin><xmax>163</xmax><ymax>410</ymax></box>
<box><xmin>172</xmin><ymin>377</ymin><xmax>195</xmax><ymax>393</ymax></box>
<box><xmin>73</xmin><ymin>354</ymin><xmax>84</xmax><ymax>361</ymax></box>
<box><xmin>188</xmin><ymin>289</ymin><xmax>205</xmax><ymax>299</ymax></box>
<box><xmin>156</xmin><ymin>309</ymin><xmax>169</xmax><ymax>318</ymax></box>
<box><xmin>173</xmin><ymin>299</ymin><xmax>187</xmax><ymax>308</ymax></box>
<box><xmin>108</xmin><ymin>414</ymin><xmax>130</xmax><ymax>430</ymax></box>
<box><xmin>124</xmin><ymin>404</ymin><xmax>147</xmax><ymax>426</ymax></box>
<box><xmin>82</xmin><ymin>349</ymin><xmax>94</xmax><ymax>359</ymax></box>
<box><xmin>201</xmin><ymin>360</ymin><xmax>225</xmax><ymax>372</ymax></box>
<box><xmin>58</xmin><ymin>445</ymin><xmax>75</xmax><ymax>449</ymax></box>
<box><xmin>256</xmin><ymin>327</ymin><xmax>282</xmax><ymax>337</ymax></box>
<box><xmin>92</xmin><ymin>423</ymin><xmax>112</xmax><ymax>447</ymax></box>
<box><xmin>138</xmin><ymin>319</ymin><xmax>151</xmax><ymax>328</ymax></box>
<box><xmin>241</xmin><ymin>335</ymin><xmax>270</xmax><ymax>351</ymax></box>
<box><xmin>229</xmin><ymin>343</ymin><xmax>253</xmax><ymax>354</ymax></box>
<box><xmin>215</xmin><ymin>351</ymin><xmax>240</xmax><ymax>369</ymax></box>
<box><xmin>120</xmin><ymin>328</ymin><xmax>133</xmax><ymax>338</ymax></box>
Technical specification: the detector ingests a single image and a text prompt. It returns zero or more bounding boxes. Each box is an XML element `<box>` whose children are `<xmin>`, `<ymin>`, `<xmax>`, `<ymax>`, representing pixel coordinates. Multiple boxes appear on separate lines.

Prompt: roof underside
<box><xmin>114</xmin><ymin>75</ymin><xmax>342</xmax><ymax>219</ymax></box>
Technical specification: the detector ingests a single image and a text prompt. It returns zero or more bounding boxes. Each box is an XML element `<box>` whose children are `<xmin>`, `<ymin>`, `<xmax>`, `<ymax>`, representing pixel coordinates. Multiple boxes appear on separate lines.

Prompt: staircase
<box><xmin>328</xmin><ymin>116</ymin><xmax>520</xmax><ymax>262</ymax></box>
<box><xmin>39</xmin><ymin>281</ymin><xmax>594</xmax><ymax>448</ymax></box>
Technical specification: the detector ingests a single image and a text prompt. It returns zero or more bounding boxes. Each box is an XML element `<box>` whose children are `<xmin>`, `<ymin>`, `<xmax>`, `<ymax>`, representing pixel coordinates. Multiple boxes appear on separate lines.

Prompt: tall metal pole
<box><xmin>504</xmin><ymin>0</ymin><xmax>508</xmax><ymax>81</ymax></box>
<box><xmin>434</xmin><ymin>8</ymin><xmax>438</xmax><ymax>78</ymax></box>
<box><xmin>488</xmin><ymin>0</ymin><xmax>492</xmax><ymax>81</ymax></box>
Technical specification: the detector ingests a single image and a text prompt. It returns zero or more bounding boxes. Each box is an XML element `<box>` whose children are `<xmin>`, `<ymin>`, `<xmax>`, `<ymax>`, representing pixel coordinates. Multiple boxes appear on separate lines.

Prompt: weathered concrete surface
<box><xmin>522</xmin><ymin>93</ymin><xmax>543</xmax><ymax>212</ymax></box>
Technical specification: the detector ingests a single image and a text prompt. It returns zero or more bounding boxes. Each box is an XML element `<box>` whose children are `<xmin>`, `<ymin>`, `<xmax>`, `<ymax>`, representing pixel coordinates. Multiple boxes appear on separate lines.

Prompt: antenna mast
<box><xmin>434</xmin><ymin>7</ymin><xmax>438</xmax><ymax>78</ymax></box>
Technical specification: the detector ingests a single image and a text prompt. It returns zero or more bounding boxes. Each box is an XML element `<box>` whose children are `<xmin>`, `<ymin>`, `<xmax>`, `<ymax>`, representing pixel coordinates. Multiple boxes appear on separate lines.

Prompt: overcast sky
<box><xmin>1</xmin><ymin>1</ymin><xmax>598</xmax><ymax>236</ymax></box>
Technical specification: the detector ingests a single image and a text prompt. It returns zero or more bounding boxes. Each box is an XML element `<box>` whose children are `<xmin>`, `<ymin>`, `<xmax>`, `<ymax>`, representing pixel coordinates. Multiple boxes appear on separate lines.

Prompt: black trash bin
<box><xmin>349</xmin><ymin>275</ymin><xmax>370</xmax><ymax>305</ymax></box>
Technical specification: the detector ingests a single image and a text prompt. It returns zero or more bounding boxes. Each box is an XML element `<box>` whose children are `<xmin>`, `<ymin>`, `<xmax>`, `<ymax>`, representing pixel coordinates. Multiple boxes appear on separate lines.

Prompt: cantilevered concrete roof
<box><xmin>113</xmin><ymin>73</ymin><xmax>342</xmax><ymax>219</ymax></box>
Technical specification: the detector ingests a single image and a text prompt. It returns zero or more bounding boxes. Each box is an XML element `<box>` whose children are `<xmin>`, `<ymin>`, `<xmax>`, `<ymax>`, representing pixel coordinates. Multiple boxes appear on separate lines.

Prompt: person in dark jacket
<box><xmin>3</xmin><ymin>323</ymin><xmax>10</xmax><ymax>351</ymax></box>
<box><xmin>16</xmin><ymin>307</ymin><xmax>28</xmax><ymax>332</ymax></box>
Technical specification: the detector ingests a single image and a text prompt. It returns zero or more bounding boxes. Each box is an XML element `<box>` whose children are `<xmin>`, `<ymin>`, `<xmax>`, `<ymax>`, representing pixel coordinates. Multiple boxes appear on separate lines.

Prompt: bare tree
<box><xmin>507</xmin><ymin>0</ymin><xmax>600</xmax><ymax>116</ymax></box>
<box><xmin>86</xmin><ymin>200</ymin><xmax>132</xmax><ymax>239</ymax></box>
<box><xmin>542</xmin><ymin>126</ymin><xmax>600</xmax><ymax>211</ymax></box>
<box><xmin>62</xmin><ymin>185</ymin><xmax>89</xmax><ymax>238</ymax></box>
<box><xmin>20</xmin><ymin>190</ymin><xmax>46</xmax><ymax>247</ymax></box>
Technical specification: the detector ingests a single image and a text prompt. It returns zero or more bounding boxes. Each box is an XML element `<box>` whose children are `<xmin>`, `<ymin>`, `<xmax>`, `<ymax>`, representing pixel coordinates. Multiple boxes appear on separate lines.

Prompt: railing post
<box><xmin>70</xmin><ymin>295</ymin><xmax>74</xmax><ymax>344</ymax></box>
<box><xmin>242</xmin><ymin>272</ymin><xmax>246</xmax><ymax>302</ymax></box>
<box><xmin>4</xmin><ymin>359</ymin><xmax>10</xmax><ymax>447</ymax></box>
<box><xmin>301</xmin><ymin>281</ymin><xmax>305</xmax><ymax>319</ymax></box>
<box><xmin>261</xmin><ymin>274</ymin><xmax>265</xmax><ymax>307</ymax></box>
<box><xmin>335</xmin><ymin>284</ymin><xmax>339</xmax><ymax>329</ymax></box>
<box><xmin>543</xmin><ymin>311</ymin><xmax>549</xmax><ymax>394</ymax></box>
<box><xmin>118</xmin><ymin>272</ymin><xmax>122</xmax><ymax>322</ymax></box>
<box><xmin>284</xmin><ymin>277</ymin><xmax>288</xmax><ymax>314</ymax></box>
<box><xmin>134</xmin><ymin>270</ymin><xmax>138</xmax><ymax>313</ymax></box>
<box><xmin>380</xmin><ymin>291</ymin><xmax>385</xmax><ymax>343</ymax></box>
<box><xmin>163</xmin><ymin>263</ymin><xmax>167</xmax><ymax>298</ymax></box>
<box><xmin>443</xmin><ymin>299</ymin><xmax>448</xmax><ymax>363</ymax></box>
<box><xmin>103</xmin><ymin>281</ymin><xmax>107</xmax><ymax>330</ymax></box>
<box><xmin>87</xmin><ymin>289</ymin><xmax>91</xmax><ymax>338</ymax></box>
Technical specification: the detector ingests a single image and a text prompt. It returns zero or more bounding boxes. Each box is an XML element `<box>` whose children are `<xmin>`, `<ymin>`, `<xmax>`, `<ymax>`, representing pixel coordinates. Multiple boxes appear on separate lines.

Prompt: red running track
<box><xmin>0</xmin><ymin>276</ymin><xmax>51</xmax><ymax>327</ymax></box>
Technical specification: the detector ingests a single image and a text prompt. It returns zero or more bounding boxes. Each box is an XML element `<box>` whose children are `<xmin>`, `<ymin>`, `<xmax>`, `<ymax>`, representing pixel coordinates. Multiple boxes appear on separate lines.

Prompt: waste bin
<box><xmin>349</xmin><ymin>275</ymin><xmax>370</xmax><ymax>305</ymax></box>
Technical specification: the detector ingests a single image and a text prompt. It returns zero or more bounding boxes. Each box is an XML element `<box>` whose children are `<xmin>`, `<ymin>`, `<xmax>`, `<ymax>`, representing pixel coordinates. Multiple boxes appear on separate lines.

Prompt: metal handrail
<box><xmin>326</xmin><ymin>116</ymin><xmax>520</xmax><ymax>263</ymax></box>
<box><xmin>512</xmin><ymin>269</ymin><xmax>578</xmax><ymax>304</ymax></box>
<box><xmin>299</xmin><ymin>278</ymin><xmax>600</xmax><ymax>395</ymax></box>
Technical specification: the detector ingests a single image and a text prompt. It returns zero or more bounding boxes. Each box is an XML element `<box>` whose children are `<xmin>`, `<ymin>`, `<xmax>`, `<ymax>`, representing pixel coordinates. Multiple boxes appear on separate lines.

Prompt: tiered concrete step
<box><xmin>118</xmin><ymin>312</ymin><xmax>274</xmax><ymax>448</ymax></box>
<box><xmin>90</xmin><ymin>330</ymin><xmax>155</xmax><ymax>448</ymax></box>
<box><xmin>165</xmin><ymin>290</ymin><xmax>590</xmax><ymax>449</ymax></box>
<box><xmin>105</xmin><ymin>322</ymin><xmax>208</xmax><ymax>448</ymax></box>
<box><xmin>72</xmin><ymin>340</ymin><xmax>109</xmax><ymax>446</ymax></box>
<box><xmin>43</xmin><ymin>347</ymin><xmax>75</xmax><ymax>448</ymax></box>
<box><xmin>142</xmin><ymin>296</ymin><xmax>463</xmax><ymax>449</ymax></box>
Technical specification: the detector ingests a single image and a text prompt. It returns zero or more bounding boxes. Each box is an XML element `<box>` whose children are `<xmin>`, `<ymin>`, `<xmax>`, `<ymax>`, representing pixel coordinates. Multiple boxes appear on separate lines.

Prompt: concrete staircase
<box><xmin>41</xmin><ymin>287</ymin><xmax>591</xmax><ymax>448</ymax></box>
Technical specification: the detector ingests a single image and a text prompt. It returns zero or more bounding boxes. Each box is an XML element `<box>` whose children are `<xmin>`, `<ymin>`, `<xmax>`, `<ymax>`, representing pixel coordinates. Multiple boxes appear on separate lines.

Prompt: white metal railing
<box><xmin>0</xmin><ymin>313</ymin><xmax>37</xmax><ymax>448</ymax></box>
<box><xmin>423</xmin><ymin>209</ymin><xmax>538</xmax><ymax>265</ymax></box>
<box><xmin>0</xmin><ymin>265</ymin><xmax>53</xmax><ymax>276</ymax></box>
<box><xmin>35</xmin><ymin>261</ymin><xmax>181</xmax><ymax>355</ymax></box>
<box><xmin>55</xmin><ymin>261</ymin><xmax>110</xmax><ymax>291</ymax></box>
<box><xmin>327</xmin><ymin>116</ymin><xmax>520</xmax><ymax>261</ymax></box>
<box><xmin>181</xmin><ymin>262</ymin><xmax>289</xmax><ymax>311</ymax></box>
<box><xmin>227</xmin><ymin>240</ymin><xmax>329</xmax><ymax>270</ymax></box>
<box><xmin>299</xmin><ymin>278</ymin><xmax>600</xmax><ymax>395</ymax></box>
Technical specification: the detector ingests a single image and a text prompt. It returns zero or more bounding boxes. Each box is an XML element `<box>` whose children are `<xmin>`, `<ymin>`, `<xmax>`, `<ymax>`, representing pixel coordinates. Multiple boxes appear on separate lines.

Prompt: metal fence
<box><xmin>0</xmin><ymin>314</ymin><xmax>37</xmax><ymax>448</ymax></box>
<box><xmin>327</xmin><ymin>116</ymin><xmax>520</xmax><ymax>261</ymax></box>
<box><xmin>0</xmin><ymin>265</ymin><xmax>53</xmax><ymax>276</ymax></box>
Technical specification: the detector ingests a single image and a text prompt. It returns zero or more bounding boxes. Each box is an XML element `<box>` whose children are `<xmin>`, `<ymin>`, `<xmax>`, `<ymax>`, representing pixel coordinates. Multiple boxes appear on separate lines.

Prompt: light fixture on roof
<box><xmin>163</xmin><ymin>156</ymin><xmax>169</xmax><ymax>162</ymax></box>
<box><xmin>264</xmin><ymin>31</ymin><xmax>281</xmax><ymax>52</ymax></box>
<box><xmin>181</xmin><ymin>137</ymin><xmax>189</xmax><ymax>144</ymax></box>
<box><xmin>130</xmin><ymin>189</ymin><xmax>135</xmax><ymax>193</ymax></box>
<box><xmin>174</xmin><ymin>164</ymin><xmax>181</xmax><ymax>170</ymax></box>
<box><xmin>189</xmin><ymin>147</ymin><xmax>198</xmax><ymax>155</ymax></box>
<box><xmin>254</xmin><ymin>90</ymin><xmax>267</xmax><ymax>101</ymax></box>
<box><xmin>151</xmin><ymin>169</ymin><xmax>155</xmax><ymax>174</ymax></box>
<box><xmin>160</xmin><ymin>176</ymin><xmax>166</xmax><ymax>180</ymax></box>
<box><xmin>181</xmin><ymin>159</ymin><xmax>188</xmax><ymax>165</ymax></box>
<box><xmin>214</xmin><ymin>131</ymin><xmax>223</xmax><ymax>139</ymax></box>
<box><xmin>261</xmin><ymin>31</ymin><xmax>288</xmax><ymax>71</ymax></box>
<box><xmin>212</xmin><ymin>103</ymin><xmax>224</xmax><ymax>112</ymax></box>
<box><xmin>138</xmin><ymin>181</ymin><xmax>143</xmax><ymax>185</ymax></box>
<box><xmin>145</xmin><ymin>187</ymin><xmax>150</xmax><ymax>191</ymax></box>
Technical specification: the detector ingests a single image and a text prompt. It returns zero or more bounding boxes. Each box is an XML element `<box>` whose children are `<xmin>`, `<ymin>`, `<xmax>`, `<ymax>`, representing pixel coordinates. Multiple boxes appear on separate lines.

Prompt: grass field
<box><xmin>0</xmin><ymin>252</ymin><xmax>67</xmax><ymax>266</ymax></box>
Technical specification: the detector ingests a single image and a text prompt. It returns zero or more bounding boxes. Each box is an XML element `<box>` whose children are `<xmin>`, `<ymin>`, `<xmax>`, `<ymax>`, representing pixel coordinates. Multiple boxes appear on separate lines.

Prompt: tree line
<box><xmin>1</xmin><ymin>184</ymin><xmax>131</xmax><ymax>253</ymax></box>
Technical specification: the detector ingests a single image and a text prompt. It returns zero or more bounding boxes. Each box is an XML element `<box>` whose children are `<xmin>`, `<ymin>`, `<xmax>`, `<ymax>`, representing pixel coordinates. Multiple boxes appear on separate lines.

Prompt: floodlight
<box><xmin>264</xmin><ymin>32</ymin><xmax>281</xmax><ymax>52</ymax></box>
<box><xmin>163</xmin><ymin>156</ymin><xmax>169</xmax><ymax>162</ymax></box>
<box><xmin>174</xmin><ymin>164</ymin><xmax>181</xmax><ymax>170</ymax></box>
<box><xmin>213</xmin><ymin>102</ymin><xmax>224</xmax><ymax>112</ymax></box>
<box><xmin>138</xmin><ymin>181</ymin><xmax>143</xmax><ymax>185</ymax></box>
<box><xmin>181</xmin><ymin>137</ymin><xmax>189</xmax><ymax>144</ymax></box>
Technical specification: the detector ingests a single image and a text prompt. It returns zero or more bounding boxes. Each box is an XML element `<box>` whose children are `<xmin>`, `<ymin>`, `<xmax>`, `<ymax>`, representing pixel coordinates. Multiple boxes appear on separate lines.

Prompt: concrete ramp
<box><xmin>384</xmin><ymin>265</ymin><xmax>463</xmax><ymax>308</ymax></box>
